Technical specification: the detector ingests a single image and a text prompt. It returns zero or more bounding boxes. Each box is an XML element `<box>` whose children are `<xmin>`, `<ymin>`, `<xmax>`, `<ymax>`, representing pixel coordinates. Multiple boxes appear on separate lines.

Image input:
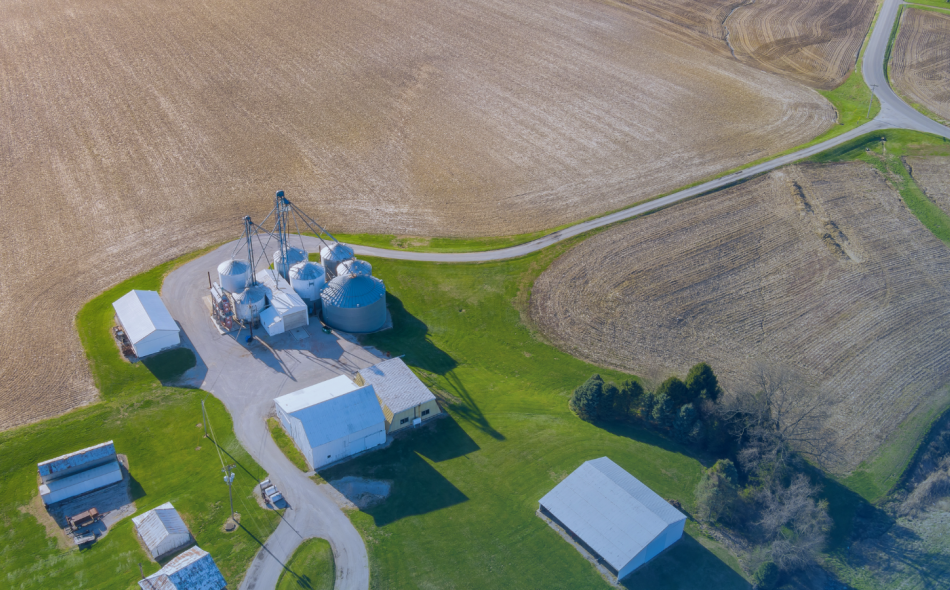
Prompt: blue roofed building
<box><xmin>37</xmin><ymin>441</ymin><xmax>123</xmax><ymax>505</ymax></box>
<box><xmin>138</xmin><ymin>546</ymin><xmax>226</xmax><ymax>590</ymax></box>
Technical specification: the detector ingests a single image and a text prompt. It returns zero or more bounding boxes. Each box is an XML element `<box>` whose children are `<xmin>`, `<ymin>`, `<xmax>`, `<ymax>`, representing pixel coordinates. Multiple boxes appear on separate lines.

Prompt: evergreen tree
<box><xmin>639</xmin><ymin>390</ymin><xmax>656</xmax><ymax>422</ymax></box>
<box><xmin>685</xmin><ymin>362</ymin><xmax>722</xmax><ymax>403</ymax></box>
<box><xmin>651</xmin><ymin>392</ymin><xmax>676</xmax><ymax>427</ymax></box>
<box><xmin>569</xmin><ymin>374</ymin><xmax>604</xmax><ymax>421</ymax></box>
<box><xmin>673</xmin><ymin>403</ymin><xmax>698</xmax><ymax>442</ymax></box>
<box><xmin>620</xmin><ymin>380</ymin><xmax>644</xmax><ymax>418</ymax></box>
<box><xmin>599</xmin><ymin>382</ymin><xmax>620</xmax><ymax>421</ymax></box>
<box><xmin>656</xmin><ymin>376</ymin><xmax>690</xmax><ymax>406</ymax></box>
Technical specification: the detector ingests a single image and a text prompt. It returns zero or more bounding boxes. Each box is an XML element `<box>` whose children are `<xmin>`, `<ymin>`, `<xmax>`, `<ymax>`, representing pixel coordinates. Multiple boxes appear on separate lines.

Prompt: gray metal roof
<box><xmin>132</xmin><ymin>502</ymin><xmax>190</xmax><ymax>551</ymax></box>
<box><xmin>358</xmin><ymin>358</ymin><xmax>436</xmax><ymax>415</ymax></box>
<box><xmin>284</xmin><ymin>384</ymin><xmax>385</xmax><ymax>448</ymax></box>
<box><xmin>321</xmin><ymin>274</ymin><xmax>386</xmax><ymax>308</ymax></box>
<box><xmin>113</xmin><ymin>290</ymin><xmax>179</xmax><ymax>344</ymax></box>
<box><xmin>289</xmin><ymin>261</ymin><xmax>324</xmax><ymax>280</ymax></box>
<box><xmin>320</xmin><ymin>242</ymin><xmax>354</xmax><ymax>264</ymax></box>
<box><xmin>538</xmin><ymin>457</ymin><xmax>686</xmax><ymax>572</ymax></box>
<box><xmin>138</xmin><ymin>546</ymin><xmax>226</xmax><ymax>590</ymax></box>
<box><xmin>37</xmin><ymin>441</ymin><xmax>116</xmax><ymax>477</ymax></box>
<box><xmin>337</xmin><ymin>259</ymin><xmax>372</xmax><ymax>277</ymax></box>
<box><xmin>216</xmin><ymin>259</ymin><xmax>249</xmax><ymax>276</ymax></box>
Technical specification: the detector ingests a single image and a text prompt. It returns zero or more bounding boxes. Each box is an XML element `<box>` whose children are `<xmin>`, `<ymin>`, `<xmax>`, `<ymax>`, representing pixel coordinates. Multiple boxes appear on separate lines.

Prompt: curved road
<box><xmin>173</xmin><ymin>1</ymin><xmax>950</xmax><ymax>589</ymax></box>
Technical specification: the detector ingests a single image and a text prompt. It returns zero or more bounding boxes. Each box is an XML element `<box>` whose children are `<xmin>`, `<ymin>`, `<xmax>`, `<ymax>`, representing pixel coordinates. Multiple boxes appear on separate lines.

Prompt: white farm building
<box><xmin>274</xmin><ymin>376</ymin><xmax>386</xmax><ymax>469</ymax></box>
<box><xmin>133</xmin><ymin>502</ymin><xmax>192</xmax><ymax>560</ymax></box>
<box><xmin>113</xmin><ymin>290</ymin><xmax>181</xmax><ymax>357</ymax></box>
<box><xmin>138</xmin><ymin>546</ymin><xmax>226</xmax><ymax>590</ymax></box>
<box><xmin>538</xmin><ymin>457</ymin><xmax>686</xmax><ymax>580</ymax></box>
<box><xmin>37</xmin><ymin>441</ymin><xmax>123</xmax><ymax>506</ymax></box>
<box><xmin>355</xmin><ymin>358</ymin><xmax>441</xmax><ymax>433</ymax></box>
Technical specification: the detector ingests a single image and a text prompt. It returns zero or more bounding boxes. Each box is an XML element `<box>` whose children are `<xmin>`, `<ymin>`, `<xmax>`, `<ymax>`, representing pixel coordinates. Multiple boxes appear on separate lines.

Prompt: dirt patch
<box><xmin>327</xmin><ymin>477</ymin><xmax>392</xmax><ymax>510</ymax></box>
<box><xmin>531</xmin><ymin>162</ymin><xmax>950</xmax><ymax>471</ymax></box>
<box><xmin>891</xmin><ymin>8</ymin><xmax>950</xmax><ymax>123</ymax></box>
<box><xmin>0</xmin><ymin>0</ymin><xmax>832</xmax><ymax>429</ymax></box>
<box><xmin>905</xmin><ymin>156</ymin><xmax>950</xmax><ymax>215</ymax></box>
<box><xmin>617</xmin><ymin>0</ymin><xmax>877</xmax><ymax>89</ymax></box>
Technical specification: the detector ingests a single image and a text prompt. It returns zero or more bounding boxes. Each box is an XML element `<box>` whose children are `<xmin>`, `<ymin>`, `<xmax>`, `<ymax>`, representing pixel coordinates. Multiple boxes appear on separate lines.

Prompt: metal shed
<box><xmin>255</xmin><ymin>269</ymin><xmax>309</xmax><ymax>335</ymax></box>
<box><xmin>355</xmin><ymin>358</ymin><xmax>441</xmax><ymax>433</ymax></box>
<box><xmin>37</xmin><ymin>441</ymin><xmax>123</xmax><ymax>506</ymax></box>
<box><xmin>274</xmin><ymin>375</ymin><xmax>386</xmax><ymax>469</ymax></box>
<box><xmin>132</xmin><ymin>502</ymin><xmax>192</xmax><ymax>560</ymax></box>
<box><xmin>321</xmin><ymin>274</ymin><xmax>387</xmax><ymax>333</ymax></box>
<box><xmin>538</xmin><ymin>457</ymin><xmax>686</xmax><ymax>580</ymax></box>
<box><xmin>138</xmin><ymin>546</ymin><xmax>226</xmax><ymax>590</ymax></box>
<box><xmin>112</xmin><ymin>290</ymin><xmax>180</xmax><ymax>357</ymax></box>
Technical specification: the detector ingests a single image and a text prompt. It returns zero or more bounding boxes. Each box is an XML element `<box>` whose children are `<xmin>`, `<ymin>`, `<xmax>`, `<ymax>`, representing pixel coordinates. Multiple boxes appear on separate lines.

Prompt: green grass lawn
<box><xmin>318</xmin><ymin>246</ymin><xmax>748</xmax><ymax>590</ymax></box>
<box><xmin>268</xmin><ymin>417</ymin><xmax>310</xmax><ymax>472</ymax></box>
<box><xmin>276</xmin><ymin>538</ymin><xmax>335</xmax><ymax>590</ymax></box>
<box><xmin>0</xmin><ymin>248</ymin><xmax>278</xmax><ymax>589</ymax></box>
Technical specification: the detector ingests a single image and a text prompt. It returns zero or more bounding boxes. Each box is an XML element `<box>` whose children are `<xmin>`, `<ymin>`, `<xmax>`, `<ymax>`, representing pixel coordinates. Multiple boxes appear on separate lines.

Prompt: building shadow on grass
<box><xmin>142</xmin><ymin>347</ymin><xmax>200</xmax><ymax>387</ymax></box>
<box><xmin>622</xmin><ymin>533</ymin><xmax>749</xmax><ymax>589</ymax></box>
<box><xmin>320</xmin><ymin>418</ymin><xmax>474</xmax><ymax>527</ymax></box>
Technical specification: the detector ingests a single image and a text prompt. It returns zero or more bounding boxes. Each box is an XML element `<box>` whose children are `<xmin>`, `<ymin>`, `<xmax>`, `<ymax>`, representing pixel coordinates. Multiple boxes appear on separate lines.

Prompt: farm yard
<box><xmin>0</xmin><ymin>0</ymin><xmax>835</xmax><ymax>430</ymax></box>
<box><xmin>618</xmin><ymin>0</ymin><xmax>877</xmax><ymax>89</ymax></box>
<box><xmin>531</xmin><ymin>150</ymin><xmax>950</xmax><ymax>473</ymax></box>
<box><xmin>890</xmin><ymin>7</ymin><xmax>950</xmax><ymax>123</ymax></box>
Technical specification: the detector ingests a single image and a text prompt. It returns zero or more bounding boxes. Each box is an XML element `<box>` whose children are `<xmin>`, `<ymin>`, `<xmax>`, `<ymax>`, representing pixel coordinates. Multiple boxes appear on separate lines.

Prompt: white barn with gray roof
<box><xmin>113</xmin><ymin>290</ymin><xmax>180</xmax><ymax>357</ymax></box>
<box><xmin>274</xmin><ymin>375</ymin><xmax>386</xmax><ymax>469</ymax></box>
<box><xmin>133</xmin><ymin>502</ymin><xmax>192</xmax><ymax>560</ymax></box>
<box><xmin>538</xmin><ymin>457</ymin><xmax>686</xmax><ymax>579</ymax></box>
<box><xmin>355</xmin><ymin>358</ymin><xmax>441</xmax><ymax>433</ymax></box>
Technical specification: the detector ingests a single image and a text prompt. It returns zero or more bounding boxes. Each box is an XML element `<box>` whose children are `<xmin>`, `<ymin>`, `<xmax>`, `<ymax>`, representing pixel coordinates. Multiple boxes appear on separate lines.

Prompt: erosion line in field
<box><xmin>723</xmin><ymin>0</ymin><xmax>756</xmax><ymax>59</ymax></box>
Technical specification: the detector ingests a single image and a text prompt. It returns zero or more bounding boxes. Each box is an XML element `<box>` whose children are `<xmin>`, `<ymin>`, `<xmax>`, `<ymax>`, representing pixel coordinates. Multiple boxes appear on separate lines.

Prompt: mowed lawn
<box><xmin>320</xmin><ymin>248</ymin><xmax>748</xmax><ymax>590</ymax></box>
<box><xmin>277</xmin><ymin>538</ymin><xmax>335</xmax><ymax>590</ymax></box>
<box><xmin>0</xmin><ymin>253</ymin><xmax>278</xmax><ymax>589</ymax></box>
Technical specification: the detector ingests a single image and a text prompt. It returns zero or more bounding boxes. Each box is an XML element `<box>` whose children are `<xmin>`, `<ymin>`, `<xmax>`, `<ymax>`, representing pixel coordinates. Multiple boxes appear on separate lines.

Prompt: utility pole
<box><xmin>222</xmin><ymin>464</ymin><xmax>236</xmax><ymax>520</ymax></box>
<box><xmin>867</xmin><ymin>85</ymin><xmax>877</xmax><ymax>119</ymax></box>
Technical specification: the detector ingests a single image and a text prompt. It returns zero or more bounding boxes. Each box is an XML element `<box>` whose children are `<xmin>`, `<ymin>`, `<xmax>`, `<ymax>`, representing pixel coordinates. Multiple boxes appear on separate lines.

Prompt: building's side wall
<box><xmin>388</xmin><ymin>407</ymin><xmax>416</xmax><ymax>432</ymax></box>
<box><xmin>311</xmin><ymin>421</ymin><xmax>387</xmax><ymax>469</ymax></box>
<box><xmin>155</xmin><ymin>533</ymin><xmax>191</xmax><ymax>559</ymax></box>
<box><xmin>386</xmin><ymin>399</ymin><xmax>441</xmax><ymax>433</ymax></box>
<box><xmin>281</xmin><ymin>411</ymin><xmax>314</xmax><ymax>469</ymax></box>
<box><xmin>133</xmin><ymin>330</ymin><xmax>180</xmax><ymax>357</ymax></box>
<box><xmin>617</xmin><ymin>519</ymin><xmax>686</xmax><ymax>580</ymax></box>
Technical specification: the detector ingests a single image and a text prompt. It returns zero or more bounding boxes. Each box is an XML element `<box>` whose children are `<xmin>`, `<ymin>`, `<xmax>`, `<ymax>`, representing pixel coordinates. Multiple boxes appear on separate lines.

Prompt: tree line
<box><xmin>570</xmin><ymin>363</ymin><xmax>837</xmax><ymax>589</ymax></box>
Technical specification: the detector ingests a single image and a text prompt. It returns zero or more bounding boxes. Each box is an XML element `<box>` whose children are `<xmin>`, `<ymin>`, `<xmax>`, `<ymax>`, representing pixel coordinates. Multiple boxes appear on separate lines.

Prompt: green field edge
<box><xmin>267</xmin><ymin>417</ymin><xmax>310</xmax><ymax>472</ymax></box>
<box><xmin>276</xmin><ymin>537</ymin><xmax>335</xmax><ymax>590</ymax></box>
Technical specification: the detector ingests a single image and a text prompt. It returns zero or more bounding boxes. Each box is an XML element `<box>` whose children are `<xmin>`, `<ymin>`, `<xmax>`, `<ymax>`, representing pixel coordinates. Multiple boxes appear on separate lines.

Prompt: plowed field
<box><xmin>0</xmin><ymin>0</ymin><xmax>832</xmax><ymax>428</ymax></box>
<box><xmin>891</xmin><ymin>8</ymin><xmax>950</xmax><ymax>123</ymax></box>
<box><xmin>906</xmin><ymin>156</ymin><xmax>950</xmax><ymax>214</ymax></box>
<box><xmin>619</xmin><ymin>0</ymin><xmax>877</xmax><ymax>89</ymax></box>
<box><xmin>532</xmin><ymin>162</ymin><xmax>950</xmax><ymax>470</ymax></box>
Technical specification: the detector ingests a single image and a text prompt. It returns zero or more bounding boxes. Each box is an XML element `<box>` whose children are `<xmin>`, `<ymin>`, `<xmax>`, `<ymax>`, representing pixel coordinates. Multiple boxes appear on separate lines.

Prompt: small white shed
<box><xmin>539</xmin><ymin>457</ymin><xmax>686</xmax><ymax>580</ymax></box>
<box><xmin>113</xmin><ymin>290</ymin><xmax>180</xmax><ymax>357</ymax></box>
<box><xmin>133</xmin><ymin>502</ymin><xmax>192</xmax><ymax>560</ymax></box>
<box><xmin>274</xmin><ymin>375</ymin><xmax>386</xmax><ymax>469</ymax></box>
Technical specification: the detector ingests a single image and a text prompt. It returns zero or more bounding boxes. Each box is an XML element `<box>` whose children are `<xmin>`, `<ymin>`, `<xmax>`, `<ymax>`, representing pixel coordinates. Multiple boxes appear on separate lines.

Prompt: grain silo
<box><xmin>336</xmin><ymin>259</ymin><xmax>372</xmax><ymax>277</ymax></box>
<box><xmin>321</xmin><ymin>274</ymin><xmax>387</xmax><ymax>333</ymax></box>
<box><xmin>217</xmin><ymin>259</ymin><xmax>251</xmax><ymax>293</ymax></box>
<box><xmin>273</xmin><ymin>247</ymin><xmax>308</xmax><ymax>280</ymax></box>
<box><xmin>233</xmin><ymin>285</ymin><xmax>267</xmax><ymax>323</ymax></box>
<box><xmin>320</xmin><ymin>243</ymin><xmax>355</xmax><ymax>280</ymax></box>
<box><xmin>289</xmin><ymin>261</ymin><xmax>327</xmax><ymax>313</ymax></box>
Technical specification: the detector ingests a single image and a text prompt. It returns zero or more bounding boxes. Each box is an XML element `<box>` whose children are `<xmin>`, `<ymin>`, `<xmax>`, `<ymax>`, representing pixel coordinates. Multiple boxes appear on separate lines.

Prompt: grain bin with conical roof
<box><xmin>289</xmin><ymin>261</ymin><xmax>326</xmax><ymax>313</ymax></box>
<box><xmin>321</xmin><ymin>274</ymin><xmax>387</xmax><ymax>333</ymax></box>
<box><xmin>320</xmin><ymin>243</ymin><xmax>354</xmax><ymax>281</ymax></box>
<box><xmin>336</xmin><ymin>259</ymin><xmax>372</xmax><ymax>277</ymax></box>
<box><xmin>217</xmin><ymin>259</ymin><xmax>251</xmax><ymax>293</ymax></box>
<box><xmin>233</xmin><ymin>285</ymin><xmax>267</xmax><ymax>323</ymax></box>
<box><xmin>273</xmin><ymin>247</ymin><xmax>308</xmax><ymax>280</ymax></box>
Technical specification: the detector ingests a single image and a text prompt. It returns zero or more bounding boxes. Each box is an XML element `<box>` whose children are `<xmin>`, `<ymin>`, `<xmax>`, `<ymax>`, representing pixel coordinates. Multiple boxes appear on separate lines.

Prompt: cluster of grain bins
<box><xmin>273</xmin><ymin>358</ymin><xmax>440</xmax><ymax>469</ymax></box>
<box><xmin>37</xmin><ymin>441</ymin><xmax>124</xmax><ymax>506</ymax></box>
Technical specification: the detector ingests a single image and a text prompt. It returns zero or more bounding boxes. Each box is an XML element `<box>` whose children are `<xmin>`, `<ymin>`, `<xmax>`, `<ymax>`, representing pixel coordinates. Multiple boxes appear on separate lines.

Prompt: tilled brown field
<box><xmin>618</xmin><ymin>0</ymin><xmax>877</xmax><ymax>89</ymax></box>
<box><xmin>906</xmin><ymin>156</ymin><xmax>950</xmax><ymax>214</ymax></box>
<box><xmin>0</xmin><ymin>0</ymin><xmax>833</xmax><ymax>428</ymax></box>
<box><xmin>532</xmin><ymin>162</ymin><xmax>950</xmax><ymax>470</ymax></box>
<box><xmin>891</xmin><ymin>8</ymin><xmax>950</xmax><ymax>123</ymax></box>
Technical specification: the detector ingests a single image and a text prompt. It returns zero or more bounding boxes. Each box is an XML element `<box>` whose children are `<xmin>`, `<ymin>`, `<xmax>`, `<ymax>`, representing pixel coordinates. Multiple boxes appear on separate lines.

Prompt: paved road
<box><xmin>163</xmin><ymin>244</ymin><xmax>381</xmax><ymax>590</ymax></box>
<box><xmin>163</xmin><ymin>3</ymin><xmax>950</xmax><ymax>589</ymax></box>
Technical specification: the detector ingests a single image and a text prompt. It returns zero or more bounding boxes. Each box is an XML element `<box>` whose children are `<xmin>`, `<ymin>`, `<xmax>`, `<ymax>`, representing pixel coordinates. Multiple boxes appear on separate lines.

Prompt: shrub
<box><xmin>694</xmin><ymin>459</ymin><xmax>740</xmax><ymax>523</ymax></box>
<box><xmin>569</xmin><ymin>374</ymin><xmax>604</xmax><ymax>421</ymax></box>
<box><xmin>752</xmin><ymin>561</ymin><xmax>779</xmax><ymax>589</ymax></box>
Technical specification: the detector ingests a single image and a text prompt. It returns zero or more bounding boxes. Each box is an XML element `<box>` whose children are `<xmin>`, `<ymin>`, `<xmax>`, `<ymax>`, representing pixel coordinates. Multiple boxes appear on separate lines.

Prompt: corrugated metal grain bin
<box><xmin>217</xmin><ymin>259</ymin><xmax>250</xmax><ymax>293</ymax></box>
<box><xmin>320</xmin><ymin>274</ymin><xmax>387</xmax><ymax>333</ymax></box>
<box><xmin>320</xmin><ymin>243</ymin><xmax>355</xmax><ymax>280</ymax></box>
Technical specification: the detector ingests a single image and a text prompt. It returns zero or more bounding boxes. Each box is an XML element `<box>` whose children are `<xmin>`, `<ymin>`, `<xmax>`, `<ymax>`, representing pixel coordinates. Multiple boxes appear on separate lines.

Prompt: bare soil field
<box><xmin>617</xmin><ymin>0</ymin><xmax>877</xmax><ymax>89</ymax></box>
<box><xmin>905</xmin><ymin>156</ymin><xmax>950</xmax><ymax>214</ymax></box>
<box><xmin>532</xmin><ymin>162</ymin><xmax>950</xmax><ymax>470</ymax></box>
<box><xmin>0</xmin><ymin>0</ymin><xmax>832</xmax><ymax>428</ymax></box>
<box><xmin>891</xmin><ymin>8</ymin><xmax>950</xmax><ymax>123</ymax></box>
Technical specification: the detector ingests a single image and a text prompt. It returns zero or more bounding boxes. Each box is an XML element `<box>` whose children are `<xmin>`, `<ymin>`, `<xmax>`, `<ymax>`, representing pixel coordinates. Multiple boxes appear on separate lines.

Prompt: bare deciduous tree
<box><xmin>722</xmin><ymin>363</ymin><xmax>839</xmax><ymax>475</ymax></box>
<box><xmin>757</xmin><ymin>474</ymin><xmax>832</xmax><ymax>570</ymax></box>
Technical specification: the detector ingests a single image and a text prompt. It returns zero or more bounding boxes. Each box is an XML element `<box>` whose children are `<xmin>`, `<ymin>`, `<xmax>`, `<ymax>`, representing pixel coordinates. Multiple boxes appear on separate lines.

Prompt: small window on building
<box><xmin>327</xmin><ymin>455</ymin><xmax>331</xmax><ymax>458</ymax></box>
<box><xmin>400</xmin><ymin>418</ymin><xmax>409</xmax><ymax>425</ymax></box>
<box><xmin>422</xmin><ymin>409</ymin><xmax>430</xmax><ymax>416</ymax></box>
